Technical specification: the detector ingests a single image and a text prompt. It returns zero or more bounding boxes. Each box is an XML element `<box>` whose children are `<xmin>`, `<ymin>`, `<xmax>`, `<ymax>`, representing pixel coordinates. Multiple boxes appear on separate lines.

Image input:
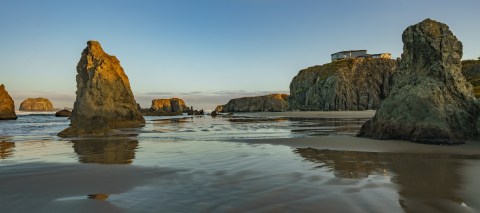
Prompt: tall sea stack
<box><xmin>0</xmin><ymin>84</ymin><xmax>17</xmax><ymax>120</ymax></box>
<box><xmin>58</xmin><ymin>41</ymin><xmax>145</xmax><ymax>137</ymax></box>
<box><xmin>358</xmin><ymin>19</ymin><xmax>479</xmax><ymax>144</ymax></box>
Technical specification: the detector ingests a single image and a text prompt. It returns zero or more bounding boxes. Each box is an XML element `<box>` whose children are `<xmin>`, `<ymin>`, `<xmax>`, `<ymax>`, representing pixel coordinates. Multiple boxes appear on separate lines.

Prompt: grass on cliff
<box><xmin>300</xmin><ymin>59</ymin><xmax>353</xmax><ymax>82</ymax></box>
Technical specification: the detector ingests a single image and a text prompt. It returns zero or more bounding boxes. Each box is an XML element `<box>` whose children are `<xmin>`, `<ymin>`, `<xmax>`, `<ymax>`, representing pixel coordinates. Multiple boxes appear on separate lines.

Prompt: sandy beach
<box><xmin>1</xmin><ymin>112</ymin><xmax>480</xmax><ymax>212</ymax></box>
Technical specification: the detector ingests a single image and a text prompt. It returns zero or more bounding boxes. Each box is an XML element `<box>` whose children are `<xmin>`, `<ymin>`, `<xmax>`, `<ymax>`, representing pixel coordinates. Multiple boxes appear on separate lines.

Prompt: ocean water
<box><xmin>0</xmin><ymin>113</ymin><xmax>479</xmax><ymax>212</ymax></box>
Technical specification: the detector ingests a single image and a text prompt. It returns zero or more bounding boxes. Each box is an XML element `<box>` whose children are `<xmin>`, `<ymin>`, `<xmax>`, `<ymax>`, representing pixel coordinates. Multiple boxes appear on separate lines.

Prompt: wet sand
<box><xmin>246</xmin><ymin>135</ymin><xmax>480</xmax><ymax>156</ymax></box>
<box><xmin>2</xmin><ymin>112</ymin><xmax>480</xmax><ymax>212</ymax></box>
<box><xmin>238</xmin><ymin>111</ymin><xmax>480</xmax><ymax>155</ymax></box>
<box><xmin>238</xmin><ymin>110</ymin><xmax>376</xmax><ymax>119</ymax></box>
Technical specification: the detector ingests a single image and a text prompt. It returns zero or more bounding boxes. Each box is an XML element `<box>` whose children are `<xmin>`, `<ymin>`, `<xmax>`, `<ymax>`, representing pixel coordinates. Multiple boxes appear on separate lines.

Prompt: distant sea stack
<box><xmin>358</xmin><ymin>19</ymin><xmax>479</xmax><ymax>144</ymax></box>
<box><xmin>140</xmin><ymin>98</ymin><xmax>189</xmax><ymax>116</ymax></box>
<box><xmin>0</xmin><ymin>84</ymin><xmax>17</xmax><ymax>120</ymax></box>
<box><xmin>289</xmin><ymin>58</ymin><xmax>397</xmax><ymax>111</ymax></box>
<box><xmin>221</xmin><ymin>94</ymin><xmax>289</xmax><ymax>112</ymax></box>
<box><xmin>151</xmin><ymin>98</ymin><xmax>187</xmax><ymax>113</ymax></box>
<box><xmin>19</xmin><ymin>97</ymin><xmax>53</xmax><ymax>111</ymax></box>
<box><xmin>58</xmin><ymin>41</ymin><xmax>145</xmax><ymax>137</ymax></box>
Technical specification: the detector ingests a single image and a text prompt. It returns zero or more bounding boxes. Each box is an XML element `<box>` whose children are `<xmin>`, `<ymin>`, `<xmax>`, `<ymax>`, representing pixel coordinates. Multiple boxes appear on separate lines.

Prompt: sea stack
<box><xmin>0</xmin><ymin>84</ymin><xmax>17</xmax><ymax>120</ymax></box>
<box><xmin>58</xmin><ymin>41</ymin><xmax>145</xmax><ymax>137</ymax></box>
<box><xmin>358</xmin><ymin>19</ymin><xmax>479</xmax><ymax>144</ymax></box>
<box><xmin>19</xmin><ymin>97</ymin><xmax>54</xmax><ymax>111</ymax></box>
<box><xmin>151</xmin><ymin>98</ymin><xmax>188</xmax><ymax>113</ymax></box>
<box><xmin>222</xmin><ymin>94</ymin><xmax>289</xmax><ymax>112</ymax></box>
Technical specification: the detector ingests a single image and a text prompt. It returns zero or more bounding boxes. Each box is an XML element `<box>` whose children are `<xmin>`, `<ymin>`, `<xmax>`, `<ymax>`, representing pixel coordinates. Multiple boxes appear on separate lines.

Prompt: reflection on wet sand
<box><xmin>72</xmin><ymin>138</ymin><xmax>138</xmax><ymax>164</ymax></box>
<box><xmin>0</xmin><ymin>141</ymin><xmax>15</xmax><ymax>159</ymax></box>
<box><xmin>295</xmin><ymin>148</ymin><xmax>478</xmax><ymax>213</ymax></box>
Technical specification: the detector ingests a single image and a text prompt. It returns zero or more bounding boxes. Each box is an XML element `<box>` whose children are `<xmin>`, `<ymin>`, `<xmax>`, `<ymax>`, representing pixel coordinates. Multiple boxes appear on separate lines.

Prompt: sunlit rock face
<box><xmin>222</xmin><ymin>94</ymin><xmax>289</xmax><ymax>112</ymax></box>
<box><xmin>288</xmin><ymin>59</ymin><xmax>397</xmax><ymax>111</ymax></box>
<box><xmin>19</xmin><ymin>97</ymin><xmax>53</xmax><ymax>111</ymax></box>
<box><xmin>58</xmin><ymin>41</ymin><xmax>145</xmax><ymax>137</ymax></box>
<box><xmin>0</xmin><ymin>84</ymin><xmax>17</xmax><ymax>120</ymax></box>
<box><xmin>214</xmin><ymin>105</ymin><xmax>223</xmax><ymax>113</ymax></box>
<box><xmin>151</xmin><ymin>98</ymin><xmax>188</xmax><ymax>113</ymax></box>
<box><xmin>358</xmin><ymin>19</ymin><xmax>479</xmax><ymax>144</ymax></box>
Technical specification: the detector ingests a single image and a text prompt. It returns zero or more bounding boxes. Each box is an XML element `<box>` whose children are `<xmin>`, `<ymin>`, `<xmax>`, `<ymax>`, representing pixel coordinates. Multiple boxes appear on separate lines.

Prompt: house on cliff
<box><xmin>331</xmin><ymin>50</ymin><xmax>391</xmax><ymax>61</ymax></box>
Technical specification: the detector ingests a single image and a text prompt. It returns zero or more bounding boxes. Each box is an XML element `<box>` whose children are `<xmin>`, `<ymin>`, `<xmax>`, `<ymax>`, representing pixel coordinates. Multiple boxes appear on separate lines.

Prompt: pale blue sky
<box><xmin>1</xmin><ymin>0</ymin><xmax>479</xmax><ymax>110</ymax></box>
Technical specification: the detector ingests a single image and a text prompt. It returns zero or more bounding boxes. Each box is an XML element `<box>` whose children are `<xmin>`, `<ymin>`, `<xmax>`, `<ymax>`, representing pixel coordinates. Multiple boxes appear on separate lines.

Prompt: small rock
<box><xmin>55</xmin><ymin>109</ymin><xmax>72</xmax><ymax>117</ymax></box>
<box><xmin>87</xmin><ymin>194</ymin><xmax>109</xmax><ymax>200</ymax></box>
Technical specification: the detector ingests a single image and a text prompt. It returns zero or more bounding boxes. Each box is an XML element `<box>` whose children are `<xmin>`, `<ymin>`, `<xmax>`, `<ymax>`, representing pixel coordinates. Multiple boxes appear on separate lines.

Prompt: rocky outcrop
<box><xmin>214</xmin><ymin>105</ymin><xmax>223</xmax><ymax>113</ymax></box>
<box><xmin>139</xmin><ymin>98</ymin><xmax>188</xmax><ymax>116</ymax></box>
<box><xmin>19</xmin><ymin>97</ymin><xmax>53</xmax><ymax>111</ymax></box>
<box><xmin>0</xmin><ymin>85</ymin><xmax>17</xmax><ymax>120</ymax></box>
<box><xmin>151</xmin><ymin>98</ymin><xmax>188</xmax><ymax>113</ymax></box>
<box><xmin>462</xmin><ymin>59</ymin><xmax>480</xmax><ymax>97</ymax></box>
<box><xmin>358</xmin><ymin>19</ymin><xmax>479</xmax><ymax>144</ymax></box>
<box><xmin>58</xmin><ymin>41</ymin><xmax>145</xmax><ymax>137</ymax></box>
<box><xmin>289</xmin><ymin>58</ymin><xmax>397</xmax><ymax>111</ymax></box>
<box><xmin>55</xmin><ymin>109</ymin><xmax>72</xmax><ymax>117</ymax></box>
<box><xmin>222</xmin><ymin>94</ymin><xmax>289</xmax><ymax>112</ymax></box>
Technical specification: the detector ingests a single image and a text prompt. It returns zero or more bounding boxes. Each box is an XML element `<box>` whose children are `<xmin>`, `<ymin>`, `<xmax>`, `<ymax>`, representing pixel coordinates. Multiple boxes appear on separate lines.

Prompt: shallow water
<box><xmin>0</xmin><ymin>114</ymin><xmax>479</xmax><ymax>212</ymax></box>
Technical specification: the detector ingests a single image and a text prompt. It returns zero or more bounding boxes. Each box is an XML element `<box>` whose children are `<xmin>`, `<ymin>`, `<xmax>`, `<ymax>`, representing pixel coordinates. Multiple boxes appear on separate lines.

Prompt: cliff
<box><xmin>19</xmin><ymin>97</ymin><xmax>54</xmax><ymax>111</ymax></box>
<box><xmin>222</xmin><ymin>94</ymin><xmax>289</xmax><ymax>112</ymax></box>
<box><xmin>289</xmin><ymin>58</ymin><xmax>397</xmax><ymax>111</ymax></box>
<box><xmin>462</xmin><ymin>59</ymin><xmax>480</xmax><ymax>97</ymax></box>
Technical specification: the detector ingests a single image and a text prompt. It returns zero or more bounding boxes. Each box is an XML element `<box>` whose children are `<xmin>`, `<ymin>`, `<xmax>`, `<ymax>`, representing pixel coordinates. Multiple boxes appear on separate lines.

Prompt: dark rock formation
<box><xmin>462</xmin><ymin>59</ymin><xmax>480</xmax><ymax>97</ymax></box>
<box><xmin>289</xmin><ymin>58</ymin><xmax>397</xmax><ymax>111</ymax></box>
<box><xmin>0</xmin><ymin>84</ymin><xmax>17</xmax><ymax>120</ymax></box>
<box><xmin>187</xmin><ymin>109</ymin><xmax>204</xmax><ymax>115</ymax></box>
<box><xmin>151</xmin><ymin>98</ymin><xmax>188</xmax><ymax>113</ymax></box>
<box><xmin>19</xmin><ymin>97</ymin><xmax>53</xmax><ymax>111</ymax></box>
<box><xmin>222</xmin><ymin>94</ymin><xmax>289</xmax><ymax>112</ymax></box>
<box><xmin>58</xmin><ymin>41</ymin><xmax>145</xmax><ymax>137</ymax></box>
<box><xmin>140</xmin><ymin>108</ymin><xmax>182</xmax><ymax>116</ymax></box>
<box><xmin>55</xmin><ymin>109</ymin><xmax>72</xmax><ymax>117</ymax></box>
<box><xmin>358</xmin><ymin>19</ymin><xmax>479</xmax><ymax>144</ymax></box>
<box><xmin>211</xmin><ymin>111</ymin><xmax>218</xmax><ymax>117</ymax></box>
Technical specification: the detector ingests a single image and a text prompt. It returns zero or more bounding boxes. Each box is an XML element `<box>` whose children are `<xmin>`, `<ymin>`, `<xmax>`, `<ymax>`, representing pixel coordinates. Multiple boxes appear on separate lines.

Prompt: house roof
<box><xmin>331</xmin><ymin>50</ymin><xmax>367</xmax><ymax>55</ymax></box>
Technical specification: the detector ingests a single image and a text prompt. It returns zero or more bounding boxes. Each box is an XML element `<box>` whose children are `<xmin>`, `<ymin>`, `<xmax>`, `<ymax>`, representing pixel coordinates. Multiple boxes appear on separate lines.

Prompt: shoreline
<box><xmin>244</xmin><ymin>135</ymin><xmax>480</xmax><ymax>156</ymax></box>
<box><xmin>226</xmin><ymin>111</ymin><xmax>480</xmax><ymax>156</ymax></box>
<box><xmin>230</xmin><ymin>110</ymin><xmax>376</xmax><ymax>119</ymax></box>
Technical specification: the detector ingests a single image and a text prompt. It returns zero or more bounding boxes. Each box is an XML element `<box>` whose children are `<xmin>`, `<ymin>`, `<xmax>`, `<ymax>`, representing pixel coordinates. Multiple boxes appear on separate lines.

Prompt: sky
<box><xmin>1</xmin><ymin>0</ymin><xmax>479</xmax><ymax>110</ymax></box>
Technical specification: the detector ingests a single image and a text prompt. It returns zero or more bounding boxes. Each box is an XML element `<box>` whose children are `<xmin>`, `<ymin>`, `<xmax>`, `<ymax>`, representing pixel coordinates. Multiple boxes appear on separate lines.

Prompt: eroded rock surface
<box><xmin>58</xmin><ymin>41</ymin><xmax>145</xmax><ymax>137</ymax></box>
<box><xmin>358</xmin><ymin>19</ymin><xmax>479</xmax><ymax>144</ymax></box>
<box><xmin>222</xmin><ymin>94</ymin><xmax>289</xmax><ymax>112</ymax></box>
<box><xmin>151</xmin><ymin>98</ymin><xmax>188</xmax><ymax>113</ymax></box>
<box><xmin>289</xmin><ymin>59</ymin><xmax>397</xmax><ymax>111</ymax></box>
<box><xmin>0</xmin><ymin>84</ymin><xmax>17</xmax><ymax>120</ymax></box>
<box><xmin>19</xmin><ymin>97</ymin><xmax>53</xmax><ymax>111</ymax></box>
